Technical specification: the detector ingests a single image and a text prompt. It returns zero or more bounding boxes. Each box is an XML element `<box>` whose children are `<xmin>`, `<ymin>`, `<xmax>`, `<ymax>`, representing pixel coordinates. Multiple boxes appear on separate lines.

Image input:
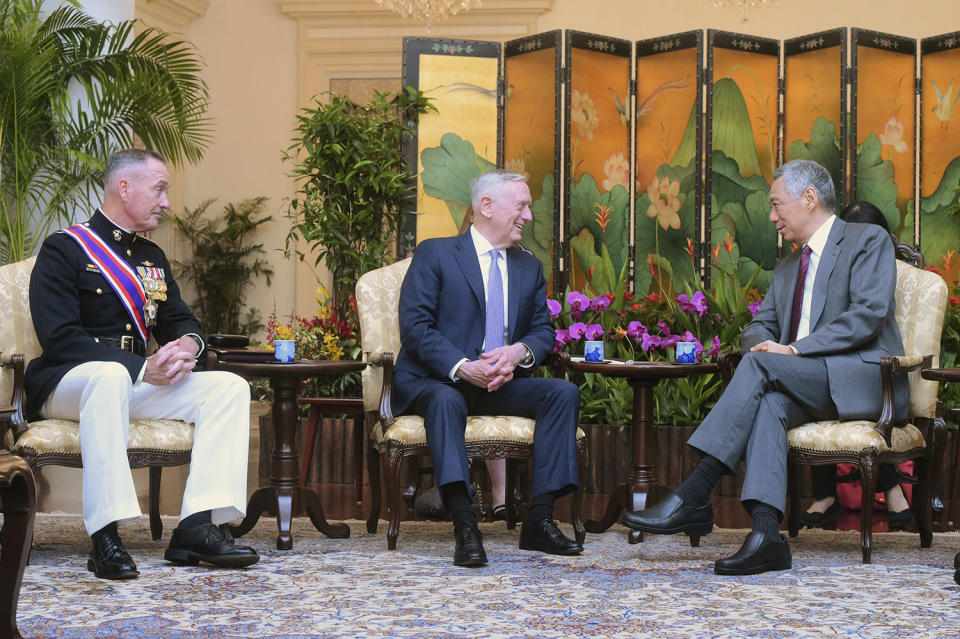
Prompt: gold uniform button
<box><xmin>125</xmin><ymin>323</ymin><xmax>132</xmax><ymax>331</ymax></box>
<box><xmin>126</xmin><ymin>249</ymin><xmax>132</xmax><ymax>257</ymax></box>
<box><xmin>96</xmin><ymin>288</ymin><xmax>103</xmax><ymax>295</ymax></box>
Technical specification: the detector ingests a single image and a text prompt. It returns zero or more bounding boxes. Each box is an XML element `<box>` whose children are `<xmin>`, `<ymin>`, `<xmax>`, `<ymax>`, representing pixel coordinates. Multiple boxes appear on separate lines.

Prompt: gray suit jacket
<box><xmin>741</xmin><ymin>219</ymin><xmax>909</xmax><ymax>422</ymax></box>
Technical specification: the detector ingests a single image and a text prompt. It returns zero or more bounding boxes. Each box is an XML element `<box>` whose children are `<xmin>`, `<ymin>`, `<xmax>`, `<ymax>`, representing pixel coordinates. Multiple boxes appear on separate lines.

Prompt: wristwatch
<box><xmin>520</xmin><ymin>345</ymin><xmax>534</xmax><ymax>366</ymax></box>
<box><xmin>184</xmin><ymin>333</ymin><xmax>205</xmax><ymax>357</ymax></box>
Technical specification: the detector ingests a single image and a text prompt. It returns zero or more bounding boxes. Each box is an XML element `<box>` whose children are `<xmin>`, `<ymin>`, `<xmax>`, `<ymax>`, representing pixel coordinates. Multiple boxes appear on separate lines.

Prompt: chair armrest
<box><xmin>717</xmin><ymin>352</ymin><xmax>742</xmax><ymax>390</ymax></box>
<box><xmin>875</xmin><ymin>353</ymin><xmax>934</xmax><ymax>445</ymax></box>
<box><xmin>546</xmin><ymin>351</ymin><xmax>570</xmax><ymax>378</ymax></box>
<box><xmin>366</xmin><ymin>351</ymin><xmax>396</xmax><ymax>423</ymax></box>
<box><xmin>1</xmin><ymin>353</ymin><xmax>29</xmax><ymax>441</ymax></box>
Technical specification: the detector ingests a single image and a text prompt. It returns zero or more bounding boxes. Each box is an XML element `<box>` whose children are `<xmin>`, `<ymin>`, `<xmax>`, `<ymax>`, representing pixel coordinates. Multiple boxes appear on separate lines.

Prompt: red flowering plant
<box><xmin>262</xmin><ymin>286</ymin><xmax>363</xmax><ymax>400</ymax></box>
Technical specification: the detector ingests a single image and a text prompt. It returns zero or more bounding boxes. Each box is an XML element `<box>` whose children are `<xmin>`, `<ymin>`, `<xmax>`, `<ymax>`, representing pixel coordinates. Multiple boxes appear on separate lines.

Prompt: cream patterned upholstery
<box><xmin>356</xmin><ymin>258</ymin><xmax>586</xmax><ymax>549</ymax></box>
<box><xmin>0</xmin><ymin>256</ymin><xmax>195</xmax><ymax>540</ymax></box>
<box><xmin>784</xmin><ymin>254</ymin><xmax>949</xmax><ymax>563</ymax></box>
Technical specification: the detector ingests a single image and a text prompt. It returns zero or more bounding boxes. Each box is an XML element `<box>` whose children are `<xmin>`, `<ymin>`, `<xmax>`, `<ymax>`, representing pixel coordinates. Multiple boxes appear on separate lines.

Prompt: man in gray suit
<box><xmin>622</xmin><ymin>159</ymin><xmax>909</xmax><ymax>575</ymax></box>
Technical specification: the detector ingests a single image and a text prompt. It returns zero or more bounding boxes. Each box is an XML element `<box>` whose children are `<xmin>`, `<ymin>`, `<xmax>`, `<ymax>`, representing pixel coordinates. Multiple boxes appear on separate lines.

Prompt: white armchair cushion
<box><xmin>788</xmin><ymin>420</ymin><xmax>925</xmax><ymax>454</ymax></box>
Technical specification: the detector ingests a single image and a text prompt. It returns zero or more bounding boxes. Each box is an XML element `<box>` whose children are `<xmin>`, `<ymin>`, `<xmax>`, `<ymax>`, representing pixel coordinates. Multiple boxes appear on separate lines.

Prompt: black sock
<box><xmin>525</xmin><ymin>491</ymin><xmax>557</xmax><ymax>525</ymax></box>
<box><xmin>92</xmin><ymin>521</ymin><xmax>118</xmax><ymax>540</ymax></box>
<box><xmin>440</xmin><ymin>482</ymin><xmax>477</xmax><ymax>530</ymax></box>
<box><xmin>746</xmin><ymin>500</ymin><xmax>781</xmax><ymax>538</ymax></box>
<box><xmin>180</xmin><ymin>510</ymin><xmax>212</xmax><ymax>529</ymax></box>
<box><xmin>674</xmin><ymin>455</ymin><xmax>725</xmax><ymax>505</ymax></box>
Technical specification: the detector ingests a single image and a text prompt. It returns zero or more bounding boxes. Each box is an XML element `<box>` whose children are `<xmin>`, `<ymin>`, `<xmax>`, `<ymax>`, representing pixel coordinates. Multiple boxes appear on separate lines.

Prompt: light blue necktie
<box><xmin>485</xmin><ymin>249</ymin><xmax>504</xmax><ymax>350</ymax></box>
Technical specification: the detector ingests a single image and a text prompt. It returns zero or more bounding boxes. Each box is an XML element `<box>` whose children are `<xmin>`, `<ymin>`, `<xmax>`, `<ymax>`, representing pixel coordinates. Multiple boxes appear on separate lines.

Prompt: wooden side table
<box><xmin>0</xmin><ymin>405</ymin><xmax>36</xmax><ymax>639</ymax></box>
<box><xmin>211</xmin><ymin>357</ymin><xmax>365</xmax><ymax>550</ymax></box>
<box><xmin>920</xmin><ymin>367</ymin><xmax>960</xmax><ymax>585</ymax></box>
<box><xmin>560</xmin><ymin>356</ymin><xmax>719</xmax><ymax>543</ymax></box>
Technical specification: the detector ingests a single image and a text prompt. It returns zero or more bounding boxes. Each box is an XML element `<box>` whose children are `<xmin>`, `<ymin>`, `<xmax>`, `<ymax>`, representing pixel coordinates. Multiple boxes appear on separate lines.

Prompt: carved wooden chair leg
<box><xmin>504</xmin><ymin>458</ymin><xmax>517</xmax><ymax>530</ymax></box>
<box><xmin>386</xmin><ymin>449</ymin><xmax>407</xmax><ymax>550</ymax></box>
<box><xmin>573</xmin><ymin>445</ymin><xmax>586</xmax><ymax>546</ymax></box>
<box><xmin>787</xmin><ymin>461</ymin><xmax>803</xmax><ymax>538</ymax></box>
<box><xmin>148</xmin><ymin>465</ymin><xmax>163</xmax><ymax>540</ymax></box>
<box><xmin>366</xmin><ymin>445</ymin><xmax>382</xmax><ymax>534</ymax></box>
<box><xmin>913</xmin><ymin>455</ymin><xmax>933</xmax><ymax>548</ymax></box>
<box><xmin>858</xmin><ymin>453</ymin><xmax>878</xmax><ymax>564</ymax></box>
<box><xmin>353</xmin><ymin>413</ymin><xmax>364</xmax><ymax>504</ymax></box>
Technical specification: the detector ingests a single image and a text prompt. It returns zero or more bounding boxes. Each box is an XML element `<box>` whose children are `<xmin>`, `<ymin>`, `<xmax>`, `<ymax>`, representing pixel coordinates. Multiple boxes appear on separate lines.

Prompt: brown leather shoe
<box><xmin>165</xmin><ymin>523</ymin><xmax>259</xmax><ymax>568</ymax></box>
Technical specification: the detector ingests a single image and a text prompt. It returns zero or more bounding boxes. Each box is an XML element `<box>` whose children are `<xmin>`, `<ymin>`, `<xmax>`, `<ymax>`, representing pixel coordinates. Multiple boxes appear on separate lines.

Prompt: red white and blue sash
<box><xmin>62</xmin><ymin>224</ymin><xmax>149</xmax><ymax>342</ymax></box>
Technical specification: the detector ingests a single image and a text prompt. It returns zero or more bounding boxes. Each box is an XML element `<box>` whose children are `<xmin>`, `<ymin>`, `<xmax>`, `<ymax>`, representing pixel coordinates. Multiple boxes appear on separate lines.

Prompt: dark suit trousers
<box><xmin>404</xmin><ymin>375</ymin><xmax>581</xmax><ymax>498</ymax></box>
<box><xmin>686</xmin><ymin>351</ymin><xmax>839</xmax><ymax>513</ymax></box>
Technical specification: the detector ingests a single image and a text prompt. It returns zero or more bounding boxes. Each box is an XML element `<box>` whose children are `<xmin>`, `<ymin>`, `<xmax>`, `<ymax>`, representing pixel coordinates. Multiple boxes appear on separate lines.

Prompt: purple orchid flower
<box><xmin>661</xmin><ymin>333</ymin><xmax>682</xmax><ymax>349</ymax></box>
<box><xmin>566</xmin><ymin>291</ymin><xmax>591</xmax><ymax>312</ymax></box>
<box><xmin>626</xmin><ymin>321</ymin><xmax>647</xmax><ymax>340</ymax></box>
<box><xmin>584</xmin><ymin>324</ymin><xmax>604</xmax><ymax>340</ymax></box>
<box><xmin>589</xmin><ymin>295</ymin><xmax>612</xmax><ymax>312</ymax></box>
<box><xmin>568</xmin><ymin>322</ymin><xmax>587</xmax><ymax>339</ymax></box>
<box><xmin>641</xmin><ymin>333</ymin><xmax>662</xmax><ymax>352</ymax></box>
<box><xmin>547</xmin><ymin>298</ymin><xmax>562</xmax><ymax>318</ymax></box>
<box><xmin>748</xmin><ymin>300</ymin><xmax>762</xmax><ymax>317</ymax></box>
<box><xmin>677</xmin><ymin>291</ymin><xmax>709</xmax><ymax>318</ymax></box>
<box><xmin>553</xmin><ymin>328</ymin><xmax>571</xmax><ymax>353</ymax></box>
<box><xmin>657</xmin><ymin>320</ymin><xmax>672</xmax><ymax>336</ymax></box>
<box><xmin>705</xmin><ymin>336</ymin><xmax>722</xmax><ymax>358</ymax></box>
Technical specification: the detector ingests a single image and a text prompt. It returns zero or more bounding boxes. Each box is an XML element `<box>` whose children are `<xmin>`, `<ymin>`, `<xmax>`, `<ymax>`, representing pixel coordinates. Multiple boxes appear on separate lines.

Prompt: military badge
<box><xmin>136</xmin><ymin>266</ymin><xmax>167</xmax><ymax>327</ymax></box>
<box><xmin>113</xmin><ymin>229</ymin><xmax>123</xmax><ymax>242</ymax></box>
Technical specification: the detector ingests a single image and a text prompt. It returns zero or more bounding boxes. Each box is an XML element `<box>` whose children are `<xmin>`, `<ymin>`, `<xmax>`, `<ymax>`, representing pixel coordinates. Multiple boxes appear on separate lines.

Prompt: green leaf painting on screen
<box><xmin>913</xmin><ymin>157</ymin><xmax>960</xmax><ymax>266</ymax></box>
<box><xmin>568</xmin><ymin>174</ymin><xmax>630</xmax><ymax>296</ymax></box>
<box><xmin>420</xmin><ymin>132</ymin><xmax>495</xmax><ymax>230</ymax></box>
<box><xmin>855</xmin><ymin>133</ymin><xmax>901</xmax><ymax>234</ymax></box>
<box><xmin>787</xmin><ymin>116</ymin><xmax>842</xmax><ymax>200</ymax></box>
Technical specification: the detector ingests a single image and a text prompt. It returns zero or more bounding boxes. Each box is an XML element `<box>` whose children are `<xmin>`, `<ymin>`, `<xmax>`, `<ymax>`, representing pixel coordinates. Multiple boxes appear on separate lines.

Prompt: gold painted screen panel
<box><xmin>783</xmin><ymin>29</ymin><xmax>846</xmax><ymax>203</ymax></box>
<box><xmin>565</xmin><ymin>30</ymin><xmax>632</xmax><ymax>296</ymax></box>
<box><xmin>400</xmin><ymin>38</ymin><xmax>502</xmax><ymax>255</ymax></box>
<box><xmin>707</xmin><ymin>31</ymin><xmax>780</xmax><ymax>292</ymax></box>
<box><xmin>919</xmin><ymin>32</ymin><xmax>960</xmax><ymax>285</ymax></box>
<box><xmin>504</xmin><ymin>31</ymin><xmax>561</xmax><ymax>291</ymax></box>
<box><xmin>851</xmin><ymin>30</ymin><xmax>917</xmax><ymax>243</ymax></box>
<box><xmin>634</xmin><ymin>31</ymin><xmax>702</xmax><ymax>297</ymax></box>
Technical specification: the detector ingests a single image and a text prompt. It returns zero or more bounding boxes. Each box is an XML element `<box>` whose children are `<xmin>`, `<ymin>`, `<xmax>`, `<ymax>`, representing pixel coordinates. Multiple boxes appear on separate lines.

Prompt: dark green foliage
<box><xmin>168</xmin><ymin>198</ymin><xmax>273</xmax><ymax>335</ymax></box>
<box><xmin>283</xmin><ymin>87</ymin><xmax>435</xmax><ymax>316</ymax></box>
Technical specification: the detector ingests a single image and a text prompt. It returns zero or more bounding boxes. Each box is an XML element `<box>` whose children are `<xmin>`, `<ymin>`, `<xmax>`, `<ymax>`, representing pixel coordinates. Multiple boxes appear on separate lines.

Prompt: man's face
<box><xmin>768</xmin><ymin>177</ymin><xmax>813</xmax><ymax>244</ymax></box>
<box><xmin>116</xmin><ymin>157</ymin><xmax>170</xmax><ymax>232</ymax></box>
<box><xmin>478</xmin><ymin>180</ymin><xmax>533</xmax><ymax>249</ymax></box>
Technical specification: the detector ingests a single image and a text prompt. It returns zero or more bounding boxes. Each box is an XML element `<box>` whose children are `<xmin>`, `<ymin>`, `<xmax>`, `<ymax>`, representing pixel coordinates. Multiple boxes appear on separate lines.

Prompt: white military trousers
<box><xmin>41</xmin><ymin>361</ymin><xmax>250</xmax><ymax>535</ymax></box>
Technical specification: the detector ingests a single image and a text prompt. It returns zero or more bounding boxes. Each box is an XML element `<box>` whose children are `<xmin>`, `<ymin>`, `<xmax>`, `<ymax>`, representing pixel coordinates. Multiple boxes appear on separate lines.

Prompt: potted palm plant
<box><xmin>0</xmin><ymin>0</ymin><xmax>211</xmax><ymax>263</ymax></box>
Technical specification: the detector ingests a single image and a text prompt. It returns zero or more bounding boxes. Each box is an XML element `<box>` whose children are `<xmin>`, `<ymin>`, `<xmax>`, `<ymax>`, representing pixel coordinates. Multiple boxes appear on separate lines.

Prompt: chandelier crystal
<box><xmin>375</xmin><ymin>0</ymin><xmax>482</xmax><ymax>25</ymax></box>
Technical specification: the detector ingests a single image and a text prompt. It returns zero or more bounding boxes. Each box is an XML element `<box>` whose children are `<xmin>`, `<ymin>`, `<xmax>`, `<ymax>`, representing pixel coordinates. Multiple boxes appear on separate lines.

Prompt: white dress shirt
<box><xmin>794</xmin><ymin>215</ymin><xmax>836</xmax><ymax>342</ymax></box>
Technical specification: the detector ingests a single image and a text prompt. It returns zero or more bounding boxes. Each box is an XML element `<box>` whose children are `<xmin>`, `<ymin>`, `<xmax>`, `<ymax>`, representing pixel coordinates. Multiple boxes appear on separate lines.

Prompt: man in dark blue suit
<box><xmin>393</xmin><ymin>170</ymin><xmax>582</xmax><ymax>566</ymax></box>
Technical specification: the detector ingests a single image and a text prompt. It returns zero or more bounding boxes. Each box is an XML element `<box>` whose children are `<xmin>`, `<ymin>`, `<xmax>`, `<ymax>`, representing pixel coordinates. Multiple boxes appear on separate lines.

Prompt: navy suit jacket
<box><xmin>392</xmin><ymin>231</ymin><xmax>556</xmax><ymax>416</ymax></box>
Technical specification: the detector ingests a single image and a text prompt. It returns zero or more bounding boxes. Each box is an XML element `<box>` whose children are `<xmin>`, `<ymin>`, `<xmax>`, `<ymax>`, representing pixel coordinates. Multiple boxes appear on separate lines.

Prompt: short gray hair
<box><xmin>773</xmin><ymin>160</ymin><xmax>835</xmax><ymax>212</ymax></box>
<box><xmin>103</xmin><ymin>149</ymin><xmax>167</xmax><ymax>188</ymax></box>
<box><xmin>470</xmin><ymin>170</ymin><xmax>527</xmax><ymax>211</ymax></box>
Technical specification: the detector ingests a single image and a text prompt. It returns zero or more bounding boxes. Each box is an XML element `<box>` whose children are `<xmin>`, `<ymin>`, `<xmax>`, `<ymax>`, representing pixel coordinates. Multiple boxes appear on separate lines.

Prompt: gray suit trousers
<box><xmin>686</xmin><ymin>351</ymin><xmax>840</xmax><ymax>513</ymax></box>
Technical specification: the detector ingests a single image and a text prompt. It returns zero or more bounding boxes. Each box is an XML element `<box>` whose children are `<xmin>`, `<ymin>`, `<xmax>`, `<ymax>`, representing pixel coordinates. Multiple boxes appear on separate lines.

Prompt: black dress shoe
<box><xmin>620</xmin><ymin>491</ymin><xmax>713</xmax><ymax>538</ymax></box>
<box><xmin>164</xmin><ymin>523</ymin><xmax>260</xmax><ymax>568</ymax></box>
<box><xmin>453</xmin><ymin>522</ymin><xmax>487</xmax><ymax>567</ymax></box>
<box><xmin>519</xmin><ymin>519</ymin><xmax>583</xmax><ymax>556</ymax></box>
<box><xmin>799</xmin><ymin>499</ymin><xmax>841</xmax><ymax>529</ymax></box>
<box><xmin>88</xmin><ymin>528</ymin><xmax>139</xmax><ymax>580</ymax></box>
<box><xmin>714</xmin><ymin>531</ymin><xmax>792</xmax><ymax>576</ymax></box>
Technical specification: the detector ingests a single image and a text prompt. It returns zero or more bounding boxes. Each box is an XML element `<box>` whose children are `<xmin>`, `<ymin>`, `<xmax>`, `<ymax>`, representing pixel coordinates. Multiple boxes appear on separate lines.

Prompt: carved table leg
<box><xmin>0</xmin><ymin>453</ymin><xmax>36</xmax><ymax>639</ymax></box>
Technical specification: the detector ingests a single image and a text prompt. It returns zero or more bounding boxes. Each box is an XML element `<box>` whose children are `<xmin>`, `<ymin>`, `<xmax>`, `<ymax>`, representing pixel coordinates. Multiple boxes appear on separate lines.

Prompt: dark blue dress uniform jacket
<box><xmin>25</xmin><ymin>210</ymin><xmax>204</xmax><ymax>419</ymax></box>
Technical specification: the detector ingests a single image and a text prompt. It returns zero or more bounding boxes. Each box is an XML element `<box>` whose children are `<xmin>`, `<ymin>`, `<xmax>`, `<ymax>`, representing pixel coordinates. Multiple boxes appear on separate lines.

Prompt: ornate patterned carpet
<box><xmin>16</xmin><ymin>514</ymin><xmax>960</xmax><ymax>638</ymax></box>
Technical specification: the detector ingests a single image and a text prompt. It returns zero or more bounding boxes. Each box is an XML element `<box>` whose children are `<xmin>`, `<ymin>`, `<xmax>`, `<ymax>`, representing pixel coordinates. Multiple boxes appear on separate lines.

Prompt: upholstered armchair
<box><xmin>783</xmin><ymin>242</ymin><xmax>947</xmax><ymax>563</ymax></box>
<box><xmin>355</xmin><ymin>258</ymin><xmax>586</xmax><ymax>550</ymax></box>
<box><xmin>0</xmin><ymin>256</ymin><xmax>194</xmax><ymax>541</ymax></box>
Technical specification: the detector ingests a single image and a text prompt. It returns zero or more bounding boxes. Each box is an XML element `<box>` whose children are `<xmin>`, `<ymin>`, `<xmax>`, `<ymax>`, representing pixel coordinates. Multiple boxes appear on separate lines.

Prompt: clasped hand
<box><xmin>143</xmin><ymin>337</ymin><xmax>197</xmax><ymax>386</ymax></box>
<box><xmin>457</xmin><ymin>343</ymin><xmax>527</xmax><ymax>392</ymax></box>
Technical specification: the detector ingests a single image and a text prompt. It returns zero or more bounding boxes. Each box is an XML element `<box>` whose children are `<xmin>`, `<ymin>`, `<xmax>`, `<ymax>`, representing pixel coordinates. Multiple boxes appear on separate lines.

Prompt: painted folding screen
<box><xmin>851</xmin><ymin>29</ymin><xmax>917</xmax><ymax>244</ymax></box>
<box><xmin>634</xmin><ymin>31</ymin><xmax>703</xmax><ymax>297</ymax></box>
<box><xmin>400</xmin><ymin>37</ymin><xmax>502</xmax><ymax>256</ymax></box>
<box><xmin>783</xmin><ymin>29</ymin><xmax>847</xmax><ymax>205</ymax></box>
<box><xmin>503</xmin><ymin>30</ymin><xmax>562</xmax><ymax>292</ymax></box>
<box><xmin>706</xmin><ymin>30</ymin><xmax>780</xmax><ymax>290</ymax></box>
<box><xmin>564</xmin><ymin>30</ymin><xmax>632</xmax><ymax>295</ymax></box>
<box><xmin>918</xmin><ymin>31</ymin><xmax>960</xmax><ymax>284</ymax></box>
